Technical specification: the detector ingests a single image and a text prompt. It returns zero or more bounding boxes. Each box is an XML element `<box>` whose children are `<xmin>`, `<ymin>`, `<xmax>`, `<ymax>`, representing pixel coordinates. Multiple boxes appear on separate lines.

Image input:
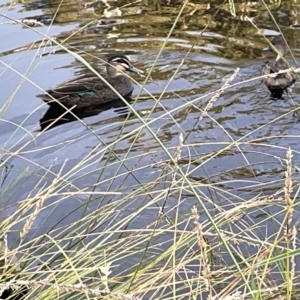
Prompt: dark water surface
<box><xmin>1</xmin><ymin>0</ymin><xmax>300</xmax><ymax>297</ymax></box>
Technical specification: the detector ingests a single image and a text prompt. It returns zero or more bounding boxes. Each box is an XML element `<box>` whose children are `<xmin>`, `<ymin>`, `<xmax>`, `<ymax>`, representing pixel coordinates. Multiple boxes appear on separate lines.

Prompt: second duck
<box><xmin>262</xmin><ymin>36</ymin><xmax>296</xmax><ymax>99</ymax></box>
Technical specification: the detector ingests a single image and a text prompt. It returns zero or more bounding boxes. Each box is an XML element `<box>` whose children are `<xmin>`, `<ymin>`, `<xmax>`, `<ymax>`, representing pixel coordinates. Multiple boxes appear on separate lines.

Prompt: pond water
<box><xmin>1</xmin><ymin>0</ymin><xmax>300</xmax><ymax>298</ymax></box>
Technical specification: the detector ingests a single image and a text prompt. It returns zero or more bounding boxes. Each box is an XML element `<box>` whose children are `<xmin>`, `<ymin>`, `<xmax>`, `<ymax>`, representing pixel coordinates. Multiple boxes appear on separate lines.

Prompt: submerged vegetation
<box><xmin>0</xmin><ymin>0</ymin><xmax>300</xmax><ymax>299</ymax></box>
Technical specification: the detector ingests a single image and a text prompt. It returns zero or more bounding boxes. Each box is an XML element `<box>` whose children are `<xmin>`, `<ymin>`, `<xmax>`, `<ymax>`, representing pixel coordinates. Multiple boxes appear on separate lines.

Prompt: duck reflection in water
<box><xmin>39</xmin><ymin>97</ymin><xmax>133</xmax><ymax>131</ymax></box>
<box><xmin>262</xmin><ymin>36</ymin><xmax>296</xmax><ymax>100</ymax></box>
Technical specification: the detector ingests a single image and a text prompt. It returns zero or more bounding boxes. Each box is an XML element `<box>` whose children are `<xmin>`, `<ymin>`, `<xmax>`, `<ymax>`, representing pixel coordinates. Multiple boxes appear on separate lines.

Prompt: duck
<box><xmin>262</xmin><ymin>36</ymin><xmax>296</xmax><ymax>99</ymax></box>
<box><xmin>37</xmin><ymin>55</ymin><xmax>143</xmax><ymax>108</ymax></box>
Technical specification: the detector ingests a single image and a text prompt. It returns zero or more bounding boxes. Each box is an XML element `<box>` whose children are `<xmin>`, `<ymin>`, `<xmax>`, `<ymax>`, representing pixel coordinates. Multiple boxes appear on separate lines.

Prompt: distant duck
<box><xmin>262</xmin><ymin>36</ymin><xmax>296</xmax><ymax>99</ymax></box>
<box><xmin>37</xmin><ymin>55</ymin><xmax>143</xmax><ymax>108</ymax></box>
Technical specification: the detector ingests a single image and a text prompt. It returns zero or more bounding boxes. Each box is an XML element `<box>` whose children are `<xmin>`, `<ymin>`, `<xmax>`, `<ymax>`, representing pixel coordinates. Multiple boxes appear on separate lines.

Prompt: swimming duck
<box><xmin>262</xmin><ymin>36</ymin><xmax>296</xmax><ymax>99</ymax></box>
<box><xmin>37</xmin><ymin>55</ymin><xmax>143</xmax><ymax>108</ymax></box>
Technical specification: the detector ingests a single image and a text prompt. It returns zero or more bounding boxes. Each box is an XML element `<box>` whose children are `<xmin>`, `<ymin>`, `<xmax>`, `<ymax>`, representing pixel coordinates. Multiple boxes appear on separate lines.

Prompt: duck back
<box><xmin>262</xmin><ymin>59</ymin><xmax>295</xmax><ymax>99</ymax></box>
<box><xmin>37</xmin><ymin>74</ymin><xmax>134</xmax><ymax>108</ymax></box>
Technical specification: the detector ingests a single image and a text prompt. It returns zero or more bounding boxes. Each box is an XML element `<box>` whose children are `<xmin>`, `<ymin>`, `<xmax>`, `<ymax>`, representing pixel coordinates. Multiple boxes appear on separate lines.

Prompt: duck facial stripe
<box><xmin>111</xmin><ymin>58</ymin><xmax>130</xmax><ymax>65</ymax></box>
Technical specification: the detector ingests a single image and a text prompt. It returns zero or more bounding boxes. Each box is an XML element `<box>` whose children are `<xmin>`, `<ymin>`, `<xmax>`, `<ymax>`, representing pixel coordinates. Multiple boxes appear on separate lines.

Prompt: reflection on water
<box><xmin>1</xmin><ymin>0</ymin><xmax>300</xmax><ymax>297</ymax></box>
<box><xmin>39</xmin><ymin>98</ymin><xmax>132</xmax><ymax>131</ymax></box>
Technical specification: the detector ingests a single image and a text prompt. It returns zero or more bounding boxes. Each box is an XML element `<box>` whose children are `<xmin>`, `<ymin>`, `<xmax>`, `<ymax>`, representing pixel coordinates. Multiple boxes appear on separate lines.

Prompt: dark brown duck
<box><xmin>37</xmin><ymin>55</ymin><xmax>143</xmax><ymax>108</ymax></box>
<box><xmin>262</xmin><ymin>36</ymin><xmax>296</xmax><ymax>99</ymax></box>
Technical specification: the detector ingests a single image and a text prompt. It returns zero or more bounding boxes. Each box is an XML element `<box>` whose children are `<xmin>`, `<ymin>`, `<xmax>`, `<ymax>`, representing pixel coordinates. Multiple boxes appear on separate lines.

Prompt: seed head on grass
<box><xmin>284</xmin><ymin>148</ymin><xmax>293</xmax><ymax>207</ymax></box>
<box><xmin>191</xmin><ymin>205</ymin><xmax>211</xmax><ymax>297</ymax></box>
<box><xmin>283</xmin><ymin>148</ymin><xmax>294</xmax><ymax>240</ymax></box>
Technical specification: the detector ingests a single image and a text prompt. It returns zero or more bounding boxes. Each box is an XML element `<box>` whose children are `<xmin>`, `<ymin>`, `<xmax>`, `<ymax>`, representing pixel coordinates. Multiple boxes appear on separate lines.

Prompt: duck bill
<box><xmin>275</xmin><ymin>53</ymin><xmax>282</xmax><ymax>61</ymax></box>
<box><xmin>127</xmin><ymin>65</ymin><xmax>144</xmax><ymax>74</ymax></box>
<box><xmin>263</xmin><ymin>46</ymin><xmax>271</xmax><ymax>52</ymax></box>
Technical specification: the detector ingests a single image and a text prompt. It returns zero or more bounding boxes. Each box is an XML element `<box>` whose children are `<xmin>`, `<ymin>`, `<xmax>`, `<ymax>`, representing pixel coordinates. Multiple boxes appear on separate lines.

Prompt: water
<box><xmin>1</xmin><ymin>0</ymin><xmax>300</xmax><ymax>298</ymax></box>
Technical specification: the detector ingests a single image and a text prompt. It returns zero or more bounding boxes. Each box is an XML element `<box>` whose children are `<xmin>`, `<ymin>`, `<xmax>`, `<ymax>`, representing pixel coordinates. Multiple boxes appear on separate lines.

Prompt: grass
<box><xmin>0</xmin><ymin>0</ymin><xmax>300</xmax><ymax>299</ymax></box>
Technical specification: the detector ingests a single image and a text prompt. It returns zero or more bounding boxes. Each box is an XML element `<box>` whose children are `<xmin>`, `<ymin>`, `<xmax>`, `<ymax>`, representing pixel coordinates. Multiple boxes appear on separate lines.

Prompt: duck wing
<box><xmin>37</xmin><ymin>74</ymin><xmax>99</xmax><ymax>100</ymax></box>
<box><xmin>37</xmin><ymin>75</ymin><xmax>134</xmax><ymax>108</ymax></box>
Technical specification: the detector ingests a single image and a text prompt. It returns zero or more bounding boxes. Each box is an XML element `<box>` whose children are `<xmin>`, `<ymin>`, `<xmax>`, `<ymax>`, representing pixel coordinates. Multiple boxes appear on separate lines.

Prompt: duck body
<box><xmin>262</xmin><ymin>37</ymin><xmax>296</xmax><ymax>99</ymax></box>
<box><xmin>37</xmin><ymin>55</ymin><xmax>142</xmax><ymax>108</ymax></box>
